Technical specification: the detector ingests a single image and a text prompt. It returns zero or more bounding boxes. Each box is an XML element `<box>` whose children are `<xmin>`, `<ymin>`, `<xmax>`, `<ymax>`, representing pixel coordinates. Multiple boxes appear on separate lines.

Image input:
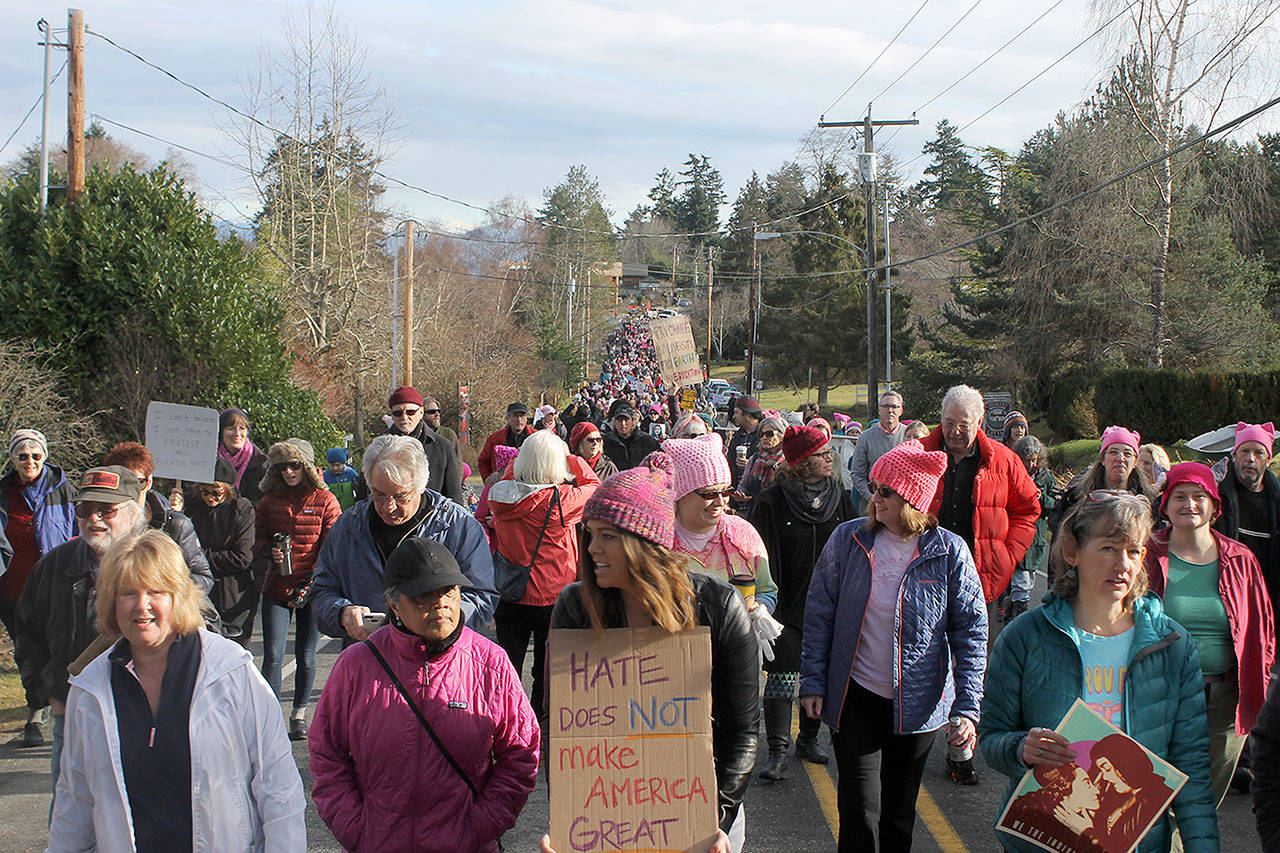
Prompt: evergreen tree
<box><xmin>675</xmin><ymin>154</ymin><xmax>725</xmax><ymax>245</ymax></box>
<box><xmin>914</xmin><ymin>120</ymin><xmax>993</xmax><ymax>222</ymax></box>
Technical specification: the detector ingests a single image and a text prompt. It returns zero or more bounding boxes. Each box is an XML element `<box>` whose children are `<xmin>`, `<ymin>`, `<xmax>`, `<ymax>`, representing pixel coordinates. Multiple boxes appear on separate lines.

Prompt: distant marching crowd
<box><xmin>6</xmin><ymin>322</ymin><xmax>1280</xmax><ymax>850</ymax></box>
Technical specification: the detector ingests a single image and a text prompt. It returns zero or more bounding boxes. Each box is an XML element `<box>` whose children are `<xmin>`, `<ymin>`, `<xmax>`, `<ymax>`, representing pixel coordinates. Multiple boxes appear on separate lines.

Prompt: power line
<box><xmin>868</xmin><ymin>0</ymin><xmax>985</xmax><ymax>108</ymax></box>
<box><xmin>90</xmin><ymin>114</ymin><xmax>251</xmax><ymax>173</ymax></box>
<box><xmin>0</xmin><ymin>59</ymin><xmax>68</xmax><ymax>157</ymax></box>
<box><xmin>823</xmin><ymin>1</ymin><xmax>930</xmax><ymax>117</ymax></box>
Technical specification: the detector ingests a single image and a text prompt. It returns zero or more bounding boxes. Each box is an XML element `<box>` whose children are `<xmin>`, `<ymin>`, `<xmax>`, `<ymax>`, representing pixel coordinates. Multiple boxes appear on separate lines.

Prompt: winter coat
<box><xmin>312</xmin><ymin>492</ymin><xmax>498</xmax><ymax>637</ymax></box>
<box><xmin>309</xmin><ymin>625</ymin><xmax>539</xmax><ymax>852</ymax></box>
<box><xmin>487</xmin><ymin>455</ymin><xmax>599</xmax><ymax>607</ymax></box>
<box><xmin>675</xmin><ymin>514</ymin><xmax>779</xmax><ymax>614</ymax></box>
<box><xmin>1144</xmin><ymin>527</ymin><xmax>1275</xmax><ymax>735</ymax></box>
<box><xmin>1252</xmin><ymin>676</ymin><xmax>1280</xmax><ymax>848</ymax></box>
<box><xmin>979</xmin><ymin>594</ymin><xmax>1218</xmax><ymax>852</ymax></box>
<box><xmin>1214</xmin><ymin>464</ymin><xmax>1280</xmax><ymax>605</ymax></box>
<box><xmin>601</xmin><ymin>428</ymin><xmax>661</xmax><ymax>472</ymax></box>
<box><xmin>921</xmin><ymin>428</ymin><xmax>1041</xmax><ymax>602</ymax></box>
<box><xmin>800</xmin><ymin>519</ymin><xmax>988</xmax><ymax>733</ymax></box>
<box><xmin>387</xmin><ymin>421</ymin><xmax>464</xmax><ymax>504</ymax></box>
<box><xmin>256</xmin><ymin>486</ymin><xmax>341</xmax><ymax>603</ymax></box>
<box><xmin>50</xmin><ymin>629</ymin><xmax>306</xmax><ymax>852</ymax></box>
<box><xmin>1018</xmin><ymin>467</ymin><xmax>1057</xmax><ymax>574</ymax></box>
<box><xmin>189</xmin><ymin>495</ymin><xmax>258</xmax><ymax>633</ymax></box>
<box><xmin>0</xmin><ymin>464</ymin><xmax>76</xmax><ymax>565</ymax></box>
<box><xmin>145</xmin><ymin>490</ymin><xmax>215</xmax><ymax>595</ymax></box>
<box><xmin>550</xmin><ymin>574</ymin><xmax>759</xmax><ymax>835</ymax></box>
<box><xmin>478</xmin><ymin>426</ymin><xmax>536</xmax><ymax>480</ymax></box>
<box><xmin>586</xmin><ymin>453</ymin><xmax>618</xmax><ymax>481</ymax></box>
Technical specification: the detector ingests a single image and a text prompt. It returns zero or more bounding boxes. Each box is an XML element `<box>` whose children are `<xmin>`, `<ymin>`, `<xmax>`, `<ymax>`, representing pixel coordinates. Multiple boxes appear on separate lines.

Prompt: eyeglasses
<box><xmin>198</xmin><ymin>488</ymin><xmax>224</xmax><ymax>498</ymax></box>
<box><xmin>272</xmin><ymin>461</ymin><xmax>304</xmax><ymax>472</ymax></box>
<box><xmin>75</xmin><ymin>502</ymin><xmax>123</xmax><ymax>520</ymax></box>
<box><xmin>15</xmin><ymin>453</ymin><xmax>42</xmax><ymax>462</ymax></box>
<box><xmin>391</xmin><ymin>407</ymin><xmax>420</xmax><ymax>417</ymax></box>
<box><xmin>812</xmin><ymin>449</ymin><xmax>834</xmax><ymax>460</ymax></box>
<box><xmin>871</xmin><ymin>484</ymin><xmax>898</xmax><ymax>499</ymax></box>
<box><xmin>371</xmin><ymin>488</ymin><xmax>418</xmax><ymax>506</ymax></box>
<box><xmin>694</xmin><ymin>486</ymin><xmax>734</xmax><ymax>501</ymax></box>
<box><xmin>423</xmin><ymin>409</ymin><xmax>441</xmax><ymax>415</ymax></box>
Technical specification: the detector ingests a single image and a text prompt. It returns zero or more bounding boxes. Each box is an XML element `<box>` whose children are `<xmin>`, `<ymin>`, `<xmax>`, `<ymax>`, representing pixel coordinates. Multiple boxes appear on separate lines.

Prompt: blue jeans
<box><xmin>50</xmin><ymin>712</ymin><xmax>64</xmax><ymax>821</ymax></box>
<box><xmin>259</xmin><ymin>596</ymin><xmax>318</xmax><ymax>709</ymax></box>
<box><xmin>1008</xmin><ymin>568</ymin><xmax>1034</xmax><ymax>604</ymax></box>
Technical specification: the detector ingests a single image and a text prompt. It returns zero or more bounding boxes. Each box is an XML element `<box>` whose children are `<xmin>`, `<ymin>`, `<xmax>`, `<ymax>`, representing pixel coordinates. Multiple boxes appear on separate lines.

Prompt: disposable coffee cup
<box><xmin>730</xmin><ymin>576</ymin><xmax>756</xmax><ymax>604</ymax></box>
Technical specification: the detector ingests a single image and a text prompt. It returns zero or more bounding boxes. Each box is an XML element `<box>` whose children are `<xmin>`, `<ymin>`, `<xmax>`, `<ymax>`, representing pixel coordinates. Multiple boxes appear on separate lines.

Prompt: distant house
<box><xmin>596</xmin><ymin>262</ymin><xmax>674</xmax><ymax>301</ymax></box>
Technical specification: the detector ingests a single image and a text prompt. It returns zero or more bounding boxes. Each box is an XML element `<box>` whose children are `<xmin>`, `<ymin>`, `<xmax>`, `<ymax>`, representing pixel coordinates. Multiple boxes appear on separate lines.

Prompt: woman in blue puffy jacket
<box><xmin>980</xmin><ymin>491</ymin><xmax>1218</xmax><ymax>852</ymax></box>
<box><xmin>800</xmin><ymin>440</ymin><xmax>988</xmax><ymax>852</ymax></box>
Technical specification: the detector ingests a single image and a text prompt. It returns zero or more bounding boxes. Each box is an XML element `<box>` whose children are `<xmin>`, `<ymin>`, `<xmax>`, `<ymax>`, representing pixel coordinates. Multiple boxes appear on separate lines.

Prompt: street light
<box><xmin>753</xmin><ymin>230</ymin><xmax>877</xmax><ymax>416</ymax></box>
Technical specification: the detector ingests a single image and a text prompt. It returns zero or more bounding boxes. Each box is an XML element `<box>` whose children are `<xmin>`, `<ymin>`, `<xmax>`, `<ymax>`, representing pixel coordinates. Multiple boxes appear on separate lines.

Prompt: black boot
<box><xmin>794</xmin><ymin>709</ymin><xmax>829</xmax><ymax>764</ymax></box>
<box><xmin>758</xmin><ymin>698</ymin><xmax>791</xmax><ymax>781</ymax></box>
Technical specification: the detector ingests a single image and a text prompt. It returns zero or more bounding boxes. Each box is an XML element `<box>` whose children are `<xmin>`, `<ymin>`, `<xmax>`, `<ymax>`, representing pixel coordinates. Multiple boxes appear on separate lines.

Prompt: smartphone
<box><xmin>363</xmin><ymin>612</ymin><xmax>387</xmax><ymax>628</ymax></box>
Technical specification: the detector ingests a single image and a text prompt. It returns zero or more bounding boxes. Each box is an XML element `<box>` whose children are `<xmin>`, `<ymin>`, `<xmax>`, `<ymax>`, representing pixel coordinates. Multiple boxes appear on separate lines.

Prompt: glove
<box><xmin>749</xmin><ymin>606</ymin><xmax>783</xmax><ymax>662</ymax></box>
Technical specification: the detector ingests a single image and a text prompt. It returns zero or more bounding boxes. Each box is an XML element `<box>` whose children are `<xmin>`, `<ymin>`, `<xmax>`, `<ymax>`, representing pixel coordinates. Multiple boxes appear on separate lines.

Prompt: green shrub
<box><xmin>1045</xmin><ymin>373</ymin><xmax>1098</xmax><ymax>439</ymax></box>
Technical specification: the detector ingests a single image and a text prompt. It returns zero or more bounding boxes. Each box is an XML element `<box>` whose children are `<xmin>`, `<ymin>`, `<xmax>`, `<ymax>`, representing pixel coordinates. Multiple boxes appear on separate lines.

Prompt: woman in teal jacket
<box><xmin>980</xmin><ymin>491</ymin><xmax>1218</xmax><ymax>852</ymax></box>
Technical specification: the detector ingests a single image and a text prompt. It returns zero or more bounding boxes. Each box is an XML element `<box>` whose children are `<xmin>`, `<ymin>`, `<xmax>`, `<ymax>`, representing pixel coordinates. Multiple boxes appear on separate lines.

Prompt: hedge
<box><xmin>1046</xmin><ymin>369</ymin><xmax>1280</xmax><ymax>444</ymax></box>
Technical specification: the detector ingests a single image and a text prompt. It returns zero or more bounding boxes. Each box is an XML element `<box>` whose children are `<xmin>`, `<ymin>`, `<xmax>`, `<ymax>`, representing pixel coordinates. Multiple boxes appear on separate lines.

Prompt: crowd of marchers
<box><xmin>5</xmin><ymin>320</ymin><xmax>1280</xmax><ymax>850</ymax></box>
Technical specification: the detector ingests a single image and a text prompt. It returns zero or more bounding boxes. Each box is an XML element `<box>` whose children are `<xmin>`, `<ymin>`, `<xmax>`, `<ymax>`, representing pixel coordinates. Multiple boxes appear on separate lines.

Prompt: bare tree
<box><xmin>1092</xmin><ymin>0</ymin><xmax>1280</xmax><ymax>366</ymax></box>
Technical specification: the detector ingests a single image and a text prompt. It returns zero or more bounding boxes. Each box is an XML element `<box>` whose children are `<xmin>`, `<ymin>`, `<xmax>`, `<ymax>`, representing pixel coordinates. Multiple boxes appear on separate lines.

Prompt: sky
<box><xmin>1</xmin><ymin>0</ymin><xmax>1276</xmax><ymax>233</ymax></box>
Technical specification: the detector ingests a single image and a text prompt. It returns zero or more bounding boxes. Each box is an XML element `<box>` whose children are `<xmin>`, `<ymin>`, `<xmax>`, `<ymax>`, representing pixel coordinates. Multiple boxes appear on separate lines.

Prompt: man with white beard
<box><xmin>14</xmin><ymin>467</ymin><xmax>152</xmax><ymax>797</ymax></box>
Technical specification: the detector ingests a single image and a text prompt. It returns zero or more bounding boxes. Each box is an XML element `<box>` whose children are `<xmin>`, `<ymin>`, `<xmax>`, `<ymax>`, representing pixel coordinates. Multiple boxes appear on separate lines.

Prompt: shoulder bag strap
<box><xmin>362</xmin><ymin>639</ymin><xmax>478</xmax><ymax>799</ymax></box>
<box><xmin>524</xmin><ymin>486</ymin><xmax>561</xmax><ymax>569</ymax></box>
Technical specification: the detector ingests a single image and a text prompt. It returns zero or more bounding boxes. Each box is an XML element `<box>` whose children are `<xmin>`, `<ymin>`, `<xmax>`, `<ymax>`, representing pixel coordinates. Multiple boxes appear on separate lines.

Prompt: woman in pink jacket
<box><xmin>310</xmin><ymin>537</ymin><xmax>540</xmax><ymax>853</ymax></box>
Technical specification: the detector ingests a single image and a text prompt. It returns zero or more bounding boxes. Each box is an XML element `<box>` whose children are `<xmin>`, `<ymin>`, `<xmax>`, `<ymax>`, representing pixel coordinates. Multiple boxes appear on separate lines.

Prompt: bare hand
<box><xmin>341</xmin><ymin>605</ymin><xmax>373</xmax><ymax>641</ymax></box>
<box><xmin>799</xmin><ymin>695</ymin><xmax>823</xmax><ymax>720</ymax></box>
<box><xmin>168</xmin><ymin>488</ymin><xmax>184</xmax><ymax>513</ymax></box>
<box><xmin>271</xmin><ymin>547</ymin><xmax>284</xmax><ymax>565</ymax></box>
<box><xmin>1020</xmin><ymin>726</ymin><xmax>1074</xmax><ymax>767</ymax></box>
<box><xmin>947</xmin><ymin>715</ymin><xmax>977</xmax><ymax>752</ymax></box>
<box><xmin>49</xmin><ymin>698</ymin><xmax>66</xmax><ymax>716</ymax></box>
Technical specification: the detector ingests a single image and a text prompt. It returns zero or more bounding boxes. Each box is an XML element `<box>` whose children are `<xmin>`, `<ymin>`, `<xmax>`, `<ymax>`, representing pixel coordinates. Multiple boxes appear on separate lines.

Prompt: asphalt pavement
<box><xmin>0</xmin><ymin>577</ymin><xmax>1266</xmax><ymax>852</ymax></box>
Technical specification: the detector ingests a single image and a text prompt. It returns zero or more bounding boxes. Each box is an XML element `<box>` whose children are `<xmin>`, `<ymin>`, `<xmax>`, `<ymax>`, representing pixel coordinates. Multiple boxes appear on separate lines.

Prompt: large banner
<box><xmin>144</xmin><ymin>401</ymin><xmax>219</xmax><ymax>483</ymax></box>
<box><xmin>547</xmin><ymin>626</ymin><xmax>719</xmax><ymax>853</ymax></box>
<box><xmin>649</xmin><ymin>315</ymin><xmax>703</xmax><ymax>389</ymax></box>
<box><xmin>997</xmin><ymin>700</ymin><xmax>1187</xmax><ymax>853</ymax></box>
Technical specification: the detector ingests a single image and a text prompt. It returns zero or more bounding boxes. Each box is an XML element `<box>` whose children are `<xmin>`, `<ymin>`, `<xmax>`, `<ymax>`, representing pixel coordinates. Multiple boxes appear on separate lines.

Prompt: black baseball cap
<box><xmin>384</xmin><ymin>539</ymin><xmax>472</xmax><ymax>596</ymax></box>
<box><xmin>507</xmin><ymin>402</ymin><xmax>528</xmax><ymax>416</ymax></box>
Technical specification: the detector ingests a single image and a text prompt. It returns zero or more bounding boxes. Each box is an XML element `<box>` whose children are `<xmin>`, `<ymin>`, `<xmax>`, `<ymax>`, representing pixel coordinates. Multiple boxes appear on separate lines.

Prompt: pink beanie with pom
<box><xmin>661</xmin><ymin>434</ymin><xmax>731</xmax><ymax>499</ymax></box>
<box><xmin>869</xmin><ymin>439</ymin><xmax>949</xmax><ymax>512</ymax></box>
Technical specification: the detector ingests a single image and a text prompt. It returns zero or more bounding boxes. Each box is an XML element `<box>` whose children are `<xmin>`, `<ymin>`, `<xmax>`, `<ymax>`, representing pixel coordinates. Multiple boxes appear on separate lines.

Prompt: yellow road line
<box><xmin>793</xmin><ymin>717</ymin><xmax>839</xmax><ymax>841</ymax></box>
<box><xmin>916</xmin><ymin>784</ymin><xmax>969</xmax><ymax>853</ymax></box>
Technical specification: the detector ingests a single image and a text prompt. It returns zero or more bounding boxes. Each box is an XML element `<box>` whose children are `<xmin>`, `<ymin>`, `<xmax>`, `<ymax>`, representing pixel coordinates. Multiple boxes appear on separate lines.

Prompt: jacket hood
<box><xmin>487</xmin><ymin>480</ymin><xmax>555</xmax><ymax>505</ymax></box>
<box><xmin>69</xmin><ymin>628</ymin><xmax>253</xmax><ymax>699</ymax></box>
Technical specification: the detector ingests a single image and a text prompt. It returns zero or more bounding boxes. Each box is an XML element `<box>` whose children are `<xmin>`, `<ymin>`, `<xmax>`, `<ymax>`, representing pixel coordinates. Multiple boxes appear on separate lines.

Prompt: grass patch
<box><xmin>0</xmin><ymin>640</ymin><xmax>28</xmax><ymax>727</ymax></box>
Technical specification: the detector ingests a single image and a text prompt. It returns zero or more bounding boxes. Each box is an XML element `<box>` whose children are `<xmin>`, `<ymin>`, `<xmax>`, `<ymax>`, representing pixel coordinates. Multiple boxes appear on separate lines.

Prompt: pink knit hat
<box><xmin>1159</xmin><ymin>461</ymin><xmax>1220</xmax><ymax>518</ymax></box>
<box><xmin>869</xmin><ymin>439</ymin><xmax>949</xmax><ymax>512</ymax></box>
<box><xmin>1234</xmin><ymin>422</ymin><xmax>1276</xmax><ymax>455</ymax></box>
<box><xmin>808</xmin><ymin>417</ymin><xmax>833</xmax><ymax>440</ymax></box>
<box><xmin>584</xmin><ymin>467</ymin><xmax>676</xmax><ymax>548</ymax></box>
<box><xmin>492</xmin><ymin>444</ymin><xmax>519</xmax><ymax>473</ymax></box>
<box><xmin>1099</xmin><ymin>425</ymin><xmax>1141</xmax><ymax>456</ymax></box>
<box><xmin>661</xmin><ymin>434</ymin><xmax>731</xmax><ymax>499</ymax></box>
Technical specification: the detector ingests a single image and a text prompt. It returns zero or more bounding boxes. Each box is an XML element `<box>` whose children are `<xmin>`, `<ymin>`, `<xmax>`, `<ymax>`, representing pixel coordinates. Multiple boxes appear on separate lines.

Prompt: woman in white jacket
<box><xmin>50</xmin><ymin>529</ymin><xmax>305</xmax><ymax>852</ymax></box>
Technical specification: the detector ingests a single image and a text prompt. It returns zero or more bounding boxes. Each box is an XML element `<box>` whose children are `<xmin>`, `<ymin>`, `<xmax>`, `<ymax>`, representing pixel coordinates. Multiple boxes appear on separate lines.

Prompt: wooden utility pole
<box><xmin>402</xmin><ymin>220</ymin><xmax>414</xmax><ymax>387</ymax></box>
<box><xmin>66</xmin><ymin>9</ymin><xmax>85</xmax><ymax>203</ymax></box>
<box><xmin>819</xmin><ymin>109</ymin><xmax>917</xmax><ymax>421</ymax></box>
<box><xmin>706</xmin><ymin>248</ymin><xmax>713</xmax><ymax>375</ymax></box>
<box><xmin>748</xmin><ymin>223</ymin><xmax>758</xmax><ymax>393</ymax></box>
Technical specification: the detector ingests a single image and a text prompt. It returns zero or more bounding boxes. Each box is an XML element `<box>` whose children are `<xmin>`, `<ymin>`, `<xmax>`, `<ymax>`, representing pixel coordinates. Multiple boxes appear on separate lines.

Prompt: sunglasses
<box><xmin>273</xmin><ymin>461</ymin><xmax>304</xmax><ymax>472</ymax></box>
<box><xmin>75</xmin><ymin>502</ymin><xmax>123</xmax><ymax>520</ymax></box>
<box><xmin>760</xmin><ymin>430</ymin><xmax>781</xmax><ymax>438</ymax></box>
<box><xmin>870</xmin><ymin>484</ymin><xmax>898</xmax><ymax>499</ymax></box>
<box><xmin>694</xmin><ymin>486</ymin><xmax>734</xmax><ymax>501</ymax></box>
<box><xmin>583</xmin><ymin>435</ymin><xmax>604</xmax><ymax>443</ymax></box>
<box><xmin>391</xmin><ymin>407</ymin><xmax>420</xmax><ymax>417</ymax></box>
<box><xmin>15</xmin><ymin>453</ymin><xmax>42</xmax><ymax>462</ymax></box>
<box><xmin>423</xmin><ymin>409</ymin><xmax>441</xmax><ymax>415</ymax></box>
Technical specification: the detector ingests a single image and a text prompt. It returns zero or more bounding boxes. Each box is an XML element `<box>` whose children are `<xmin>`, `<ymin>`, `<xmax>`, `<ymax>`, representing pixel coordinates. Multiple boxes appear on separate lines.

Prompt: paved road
<box><xmin>0</xmin><ymin>599</ymin><xmax>1266</xmax><ymax>852</ymax></box>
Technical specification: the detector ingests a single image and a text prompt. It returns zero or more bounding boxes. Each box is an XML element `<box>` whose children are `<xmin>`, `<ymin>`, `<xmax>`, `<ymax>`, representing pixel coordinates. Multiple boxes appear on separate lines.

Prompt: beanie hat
<box><xmin>569</xmin><ymin>421</ymin><xmax>600</xmax><ymax>453</ymax></box>
<box><xmin>219</xmin><ymin>407</ymin><xmax>248</xmax><ymax>430</ymax></box>
<box><xmin>10</xmin><ymin>428</ymin><xmax>47</xmax><ymax>459</ymax></box>
<box><xmin>1234</xmin><ymin>422</ymin><xmax>1276</xmax><ymax>455</ymax></box>
<box><xmin>462</xmin><ymin>463</ymin><xmax>472</xmax><ymax>480</ymax></box>
<box><xmin>1004</xmin><ymin>411</ymin><xmax>1028</xmax><ymax>430</ymax></box>
<box><xmin>734</xmin><ymin>396</ymin><xmax>763</xmax><ymax>416</ymax></box>
<box><xmin>758</xmin><ymin>415</ymin><xmax>787</xmax><ymax>436</ymax></box>
<box><xmin>671</xmin><ymin>412</ymin><xmax>708</xmax><ymax>437</ymax></box>
<box><xmin>1099</xmin><ymin>425</ymin><xmax>1141</xmax><ymax>457</ymax></box>
<box><xmin>325</xmin><ymin>448</ymin><xmax>348</xmax><ymax>465</ymax></box>
<box><xmin>869</xmin><ymin>440</ymin><xmax>949</xmax><ymax>512</ymax></box>
<box><xmin>830</xmin><ymin>413</ymin><xmax>851</xmax><ymax>429</ymax></box>
<box><xmin>537</xmin><ymin>405</ymin><xmax>556</xmax><ymax>422</ymax></box>
<box><xmin>808</xmin><ymin>417</ymin><xmax>833</xmax><ymax>440</ymax></box>
<box><xmin>782</xmin><ymin>425</ymin><xmax>828</xmax><ymax>465</ymax></box>
<box><xmin>212</xmin><ymin>458</ymin><xmax>238</xmax><ymax>486</ymax></box>
<box><xmin>388</xmin><ymin>386</ymin><xmax>424</xmax><ymax>409</ymax></box>
<box><xmin>1159</xmin><ymin>461</ymin><xmax>1220</xmax><ymax>517</ymax></box>
<box><xmin>492</xmin><ymin>444</ymin><xmax>520</xmax><ymax>474</ymax></box>
<box><xmin>584</xmin><ymin>466</ymin><xmax>676</xmax><ymax>549</ymax></box>
<box><xmin>661</xmin><ymin>434</ymin><xmax>731</xmax><ymax>499</ymax></box>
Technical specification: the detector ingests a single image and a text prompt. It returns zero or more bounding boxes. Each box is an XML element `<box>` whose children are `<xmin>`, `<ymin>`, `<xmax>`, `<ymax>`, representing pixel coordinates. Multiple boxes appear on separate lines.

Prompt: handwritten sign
<box><xmin>144</xmin><ymin>401</ymin><xmax>219</xmax><ymax>483</ymax></box>
<box><xmin>649</xmin><ymin>316</ymin><xmax>703</xmax><ymax>390</ymax></box>
<box><xmin>548</xmin><ymin>626</ymin><xmax>718</xmax><ymax>853</ymax></box>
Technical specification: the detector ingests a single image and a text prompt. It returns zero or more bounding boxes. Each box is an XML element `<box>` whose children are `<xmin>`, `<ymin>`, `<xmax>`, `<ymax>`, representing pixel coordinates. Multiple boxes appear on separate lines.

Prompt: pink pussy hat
<box><xmin>1099</xmin><ymin>425</ymin><xmax>1141</xmax><ymax>456</ymax></box>
<box><xmin>661</xmin><ymin>434</ymin><xmax>731</xmax><ymax>499</ymax></box>
<box><xmin>492</xmin><ymin>444</ymin><xmax>519</xmax><ymax>473</ymax></box>
<box><xmin>869</xmin><ymin>439</ymin><xmax>949</xmax><ymax>512</ymax></box>
<box><xmin>584</xmin><ymin>466</ymin><xmax>676</xmax><ymax>549</ymax></box>
<box><xmin>1234</xmin><ymin>422</ymin><xmax>1275</xmax><ymax>455</ymax></box>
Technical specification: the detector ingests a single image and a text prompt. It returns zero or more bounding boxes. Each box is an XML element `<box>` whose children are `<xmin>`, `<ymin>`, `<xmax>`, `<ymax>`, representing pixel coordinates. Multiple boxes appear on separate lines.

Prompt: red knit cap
<box><xmin>782</xmin><ymin>425</ymin><xmax>827</xmax><ymax>465</ymax></box>
<box><xmin>869</xmin><ymin>439</ymin><xmax>949</xmax><ymax>512</ymax></box>
<box><xmin>1159</xmin><ymin>461</ymin><xmax>1220</xmax><ymax>517</ymax></box>
<box><xmin>569</xmin><ymin>420</ymin><xmax>600</xmax><ymax>454</ymax></box>
<box><xmin>388</xmin><ymin>386</ymin><xmax>424</xmax><ymax>409</ymax></box>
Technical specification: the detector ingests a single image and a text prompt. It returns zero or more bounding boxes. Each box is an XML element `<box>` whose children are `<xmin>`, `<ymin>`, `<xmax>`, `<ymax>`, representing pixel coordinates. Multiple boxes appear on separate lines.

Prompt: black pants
<box><xmin>494</xmin><ymin>600</ymin><xmax>553</xmax><ymax>720</ymax></box>
<box><xmin>830</xmin><ymin>680</ymin><xmax>938</xmax><ymax>853</ymax></box>
<box><xmin>0</xmin><ymin>597</ymin><xmax>42</xmax><ymax>711</ymax></box>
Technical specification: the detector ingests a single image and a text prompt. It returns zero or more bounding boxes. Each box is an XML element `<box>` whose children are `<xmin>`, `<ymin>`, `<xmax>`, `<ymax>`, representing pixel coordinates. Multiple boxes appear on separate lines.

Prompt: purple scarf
<box><xmin>218</xmin><ymin>439</ymin><xmax>257</xmax><ymax>488</ymax></box>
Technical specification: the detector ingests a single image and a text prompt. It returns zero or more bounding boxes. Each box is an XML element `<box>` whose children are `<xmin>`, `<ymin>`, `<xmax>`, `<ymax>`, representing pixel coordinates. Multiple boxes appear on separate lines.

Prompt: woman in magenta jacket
<box><xmin>310</xmin><ymin>538</ymin><xmax>539</xmax><ymax>852</ymax></box>
<box><xmin>1145</xmin><ymin>461</ymin><xmax>1275</xmax><ymax>809</ymax></box>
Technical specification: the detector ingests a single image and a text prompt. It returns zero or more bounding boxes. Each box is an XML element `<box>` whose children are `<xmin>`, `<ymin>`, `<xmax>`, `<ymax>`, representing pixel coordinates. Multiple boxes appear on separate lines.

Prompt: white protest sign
<box><xmin>144</xmin><ymin>402</ymin><xmax>220</xmax><ymax>483</ymax></box>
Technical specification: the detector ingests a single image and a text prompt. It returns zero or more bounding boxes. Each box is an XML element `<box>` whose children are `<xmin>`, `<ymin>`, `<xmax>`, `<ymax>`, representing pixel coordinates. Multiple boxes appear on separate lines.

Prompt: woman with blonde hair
<box><xmin>50</xmin><ymin>530</ymin><xmax>305</xmax><ymax>851</ymax></box>
<box><xmin>545</xmin><ymin>466</ymin><xmax>759</xmax><ymax>853</ymax></box>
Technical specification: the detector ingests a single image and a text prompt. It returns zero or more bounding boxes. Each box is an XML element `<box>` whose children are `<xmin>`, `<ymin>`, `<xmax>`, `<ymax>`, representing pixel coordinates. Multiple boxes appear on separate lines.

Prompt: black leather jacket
<box><xmin>550</xmin><ymin>572</ymin><xmax>759</xmax><ymax>833</ymax></box>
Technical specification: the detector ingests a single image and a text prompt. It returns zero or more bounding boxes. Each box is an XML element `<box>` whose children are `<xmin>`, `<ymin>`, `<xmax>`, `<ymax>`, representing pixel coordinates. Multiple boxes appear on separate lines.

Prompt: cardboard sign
<box><xmin>547</xmin><ymin>626</ymin><xmax>718</xmax><ymax>853</ymax></box>
<box><xmin>997</xmin><ymin>700</ymin><xmax>1187</xmax><ymax>853</ymax></box>
<box><xmin>679</xmin><ymin>388</ymin><xmax>697</xmax><ymax>411</ymax></box>
<box><xmin>144</xmin><ymin>401</ymin><xmax>220</xmax><ymax>483</ymax></box>
<box><xmin>649</xmin><ymin>316</ymin><xmax>703</xmax><ymax>390</ymax></box>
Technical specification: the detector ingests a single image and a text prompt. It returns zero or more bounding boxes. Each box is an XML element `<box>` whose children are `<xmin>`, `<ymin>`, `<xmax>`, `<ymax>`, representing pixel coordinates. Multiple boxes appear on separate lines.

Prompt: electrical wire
<box><xmin>822</xmin><ymin>0</ymin><xmax>931</xmax><ymax>117</ymax></box>
<box><xmin>867</xmin><ymin>0</ymin><xmax>985</xmax><ymax>108</ymax></box>
<box><xmin>0</xmin><ymin>59</ymin><xmax>68</xmax><ymax>157</ymax></box>
<box><xmin>90</xmin><ymin>114</ymin><xmax>252</xmax><ymax>173</ymax></box>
